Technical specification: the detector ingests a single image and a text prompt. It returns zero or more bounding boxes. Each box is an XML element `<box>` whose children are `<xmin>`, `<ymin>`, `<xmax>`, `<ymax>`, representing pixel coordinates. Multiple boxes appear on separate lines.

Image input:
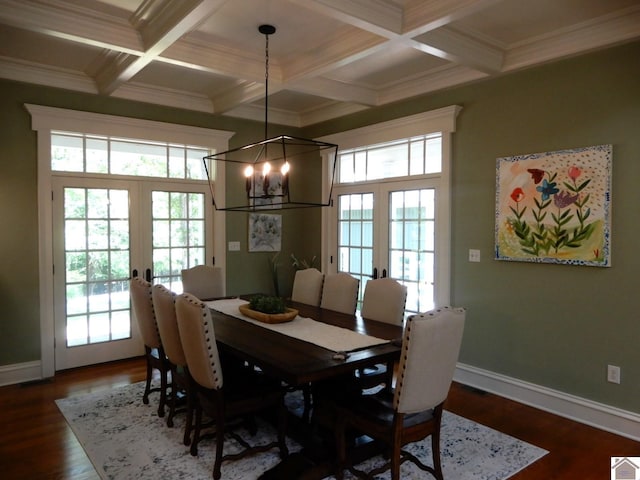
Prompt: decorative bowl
<box><xmin>238</xmin><ymin>304</ymin><xmax>298</xmax><ymax>324</ymax></box>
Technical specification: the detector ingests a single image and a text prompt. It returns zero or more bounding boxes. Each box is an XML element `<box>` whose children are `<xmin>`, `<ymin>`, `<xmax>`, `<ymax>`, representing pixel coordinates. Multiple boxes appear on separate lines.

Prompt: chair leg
<box><xmin>191</xmin><ymin>405</ymin><xmax>203</xmax><ymax>456</ymax></box>
<box><xmin>277</xmin><ymin>401</ymin><xmax>289</xmax><ymax>459</ymax></box>
<box><xmin>334</xmin><ymin>413</ymin><xmax>346</xmax><ymax>480</ymax></box>
<box><xmin>302</xmin><ymin>384</ymin><xmax>312</xmax><ymax>423</ymax></box>
<box><xmin>213</xmin><ymin>410</ymin><xmax>225</xmax><ymax>480</ymax></box>
<box><xmin>183</xmin><ymin>381</ymin><xmax>194</xmax><ymax>446</ymax></box>
<box><xmin>166</xmin><ymin>376</ymin><xmax>177</xmax><ymax>427</ymax></box>
<box><xmin>431</xmin><ymin>425</ymin><xmax>444</xmax><ymax>480</ymax></box>
<box><xmin>157</xmin><ymin>361</ymin><xmax>167</xmax><ymax>417</ymax></box>
<box><xmin>143</xmin><ymin>350</ymin><xmax>152</xmax><ymax>405</ymax></box>
<box><xmin>390</xmin><ymin>440</ymin><xmax>402</xmax><ymax>480</ymax></box>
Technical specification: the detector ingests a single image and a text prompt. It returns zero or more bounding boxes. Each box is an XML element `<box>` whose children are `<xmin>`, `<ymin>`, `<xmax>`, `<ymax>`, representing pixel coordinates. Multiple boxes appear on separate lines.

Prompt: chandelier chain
<box><xmin>264</xmin><ymin>30</ymin><xmax>270</xmax><ymax>140</ymax></box>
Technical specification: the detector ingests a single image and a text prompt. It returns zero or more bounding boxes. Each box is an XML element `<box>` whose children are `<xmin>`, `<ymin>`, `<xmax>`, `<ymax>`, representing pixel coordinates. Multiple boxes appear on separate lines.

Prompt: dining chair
<box><xmin>291</xmin><ymin>267</ymin><xmax>324</xmax><ymax>306</ymax></box>
<box><xmin>130</xmin><ymin>276</ymin><xmax>170</xmax><ymax>417</ymax></box>
<box><xmin>151</xmin><ymin>284</ymin><xmax>194</xmax><ymax>445</ymax></box>
<box><xmin>181</xmin><ymin>265</ymin><xmax>224</xmax><ymax>300</ymax></box>
<box><xmin>175</xmin><ymin>293</ymin><xmax>289</xmax><ymax>480</ymax></box>
<box><xmin>320</xmin><ymin>272</ymin><xmax>359</xmax><ymax>315</ymax></box>
<box><xmin>333</xmin><ymin>306</ymin><xmax>466</xmax><ymax>480</ymax></box>
<box><xmin>357</xmin><ymin>277</ymin><xmax>408</xmax><ymax>390</ymax></box>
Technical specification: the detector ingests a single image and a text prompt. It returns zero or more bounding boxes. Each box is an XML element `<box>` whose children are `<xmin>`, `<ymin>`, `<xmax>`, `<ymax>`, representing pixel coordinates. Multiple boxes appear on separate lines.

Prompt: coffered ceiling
<box><xmin>1</xmin><ymin>0</ymin><xmax>638</xmax><ymax>127</ymax></box>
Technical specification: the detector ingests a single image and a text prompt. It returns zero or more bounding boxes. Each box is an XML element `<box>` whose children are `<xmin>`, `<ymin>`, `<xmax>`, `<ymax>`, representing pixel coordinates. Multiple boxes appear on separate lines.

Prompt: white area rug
<box><xmin>56</xmin><ymin>382</ymin><xmax>547</xmax><ymax>480</ymax></box>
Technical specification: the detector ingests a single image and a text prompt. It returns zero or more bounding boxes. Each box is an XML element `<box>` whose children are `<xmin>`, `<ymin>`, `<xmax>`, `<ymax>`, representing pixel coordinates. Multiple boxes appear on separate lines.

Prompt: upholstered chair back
<box><xmin>360</xmin><ymin>277</ymin><xmax>407</xmax><ymax>325</ymax></box>
<box><xmin>175</xmin><ymin>293</ymin><xmax>223</xmax><ymax>390</ymax></box>
<box><xmin>394</xmin><ymin>306</ymin><xmax>465</xmax><ymax>414</ymax></box>
<box><xmin>152</xmin><ymin>284</ymin><xmax>187</xmax><ymax>368</ymax></box>
<box><xmin>291</xmin><ymin>268</ymin><xmax>324</xmax><ymax>306</ymax></box>
<box><xmin>320</xmin><ymin>272</ymin><xmax>360</xmax><ymax>315</ymax></box>
<box><xmin>130</xmin><ymin>276</ymin><xmax>161</xmax><ymax>349</ymax></box>
<box><xmin>181</xmin><ymin>265</ymin><xmax>224</xmax><ymax>300</ymax></box>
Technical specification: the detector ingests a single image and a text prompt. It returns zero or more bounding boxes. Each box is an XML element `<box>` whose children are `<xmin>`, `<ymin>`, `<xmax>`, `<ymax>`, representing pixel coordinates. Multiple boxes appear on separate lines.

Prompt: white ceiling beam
<box><xmin>413</xmin><ymin>27</ymin><xmax>504</xmax><ymax>74</ymax></box>
<box><xmin>292</xmin><ymin>0</ymin><xmax>403</xmax><ymax>36</ymax></box>
<box><xmin>288</xmin><ymin>76</ymin><xmax>378</xmax><ymax>105</ymax></box>
<box><xmin>281</xmin><ymin>28</ymin><xmax>387</xmax><ymax>82</ymax></box>
<box><xmin>283</xmin><ymin>0</ymin><xmax>504</xmax><ymax>83</ymax></box>
<box><xmin>92</xmin><ymin>0</ymin><xmax>227</xmax><ymax>95</ymax></box>
<box><xmin>210</xmin><ymin>81</ymin><xmax>284</xmax><ymax>114</ymax></box>
<box><xmin>402</xmin><ymin>0</ymin><xmax>504</xmax><ymax>36</ymax></box>
<box><xmin>377</xmin><ymin>64</ymin><xmax>487</xmax><ymax>105</ymax></box>
<box><xmin>163</xmin><ymin>34</ymin><xmax>269</xmax><ymax>82</ymax></box>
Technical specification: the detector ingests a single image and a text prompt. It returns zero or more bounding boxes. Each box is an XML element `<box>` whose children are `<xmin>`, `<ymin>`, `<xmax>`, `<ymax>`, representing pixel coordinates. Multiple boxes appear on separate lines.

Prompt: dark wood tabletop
<box><xmin>209</xmin><ymin>299</ymin><xmax>403</xmax><ymax>387</ymax></box>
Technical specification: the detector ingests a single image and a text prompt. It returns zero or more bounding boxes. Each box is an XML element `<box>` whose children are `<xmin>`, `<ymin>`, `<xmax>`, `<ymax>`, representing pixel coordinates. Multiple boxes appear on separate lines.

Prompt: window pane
<box><xmin>169</xmin><ymin>147</ymin><xmax>185</xmax><ymax>178</ymax></box>
<box><xmin>51</xmin><ymin>132</ymin><xmax>210</xmax><ymax>179</ymax></box>
<box><xmin>111</xmin><ymin>141</ymin><xmax>166</xmax><ymax>177</ymax></box>
<box><xmin>87</xmin><ymin>189</ymin><xmax>108</xmax><ymax>218</ymax></box>
<box><xmin>187</xmin><ymin>148</ymin><xmax>207</xmax><ymax>180</ymax></box>
<box><xmin>425</xmin><ymin>135</ymin><xmax>442</xmax><ymax>174</ymax></box>
<box><xmin>64</xmin><ymin>188</ymin><xmax>86</xmax><ymax>218</ymax></box>
<box><xmin>86</xmin><ymin>138</ymin><xmax>108</xmax><ymax>174</ymax></box>
<box><xmin>153</xmin><ymin>191</ymin><xmax>170</xmax><ymax>218</ymax></box>
<box><xmin>354</xmin><ymin>151</ymin><xmax>367</xmax><ymax>182</ymax></box>
<box><xmin>367</xmin><ymin>142</ymin><xmax>407</xmax><ymax>180</ymax></box>
<box><xmin>339</xmin><ymin>153</ymin><xmax>354</xmax><ymax>183</ymax></box>
<box><xmin>337</xmin><ymin>133</ymin><xmax>442</xmax><ymax>184</ymax></box>
<box><xmin>111</xmin><ymin>310</ymin><xmax>131</xmax><ymax>340</ymax></box>
<box><xmin>110</xmin><ymin>190</ymin><xmax>129</xmax><ymax>218</ymax></box>
<box><xmin>66</xmin><ymin>284</ymin><xmax>87</xmax><ymax>314</ymax></box>
<box><xmin>52</xmin><ymin>134</ymin><xmax>84</xmax><ymax>172</ymax></box>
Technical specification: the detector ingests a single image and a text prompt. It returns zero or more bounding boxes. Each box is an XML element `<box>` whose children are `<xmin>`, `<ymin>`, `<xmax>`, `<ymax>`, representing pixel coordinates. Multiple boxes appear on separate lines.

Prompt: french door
<box><xmin>52</xmin><ymin>176</ymin><xmax>212</xmax><ymax>370</ymax></box>
<box><xmin>332</xmin><ymin>179</ymin><xmax>440</xmax><ymax>316</ymax></box>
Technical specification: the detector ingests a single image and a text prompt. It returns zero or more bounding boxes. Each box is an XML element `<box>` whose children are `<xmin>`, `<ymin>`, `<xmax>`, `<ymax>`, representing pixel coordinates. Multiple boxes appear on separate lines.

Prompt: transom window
<box><xmin>51</xmin><ymin>131</ymin><xmax>209</xmax><ymax>180</ymax></box>
<box><xmin>338</xmin><ymin>133</ymin><xmax>442</xmax><ymax>183</ymax></box>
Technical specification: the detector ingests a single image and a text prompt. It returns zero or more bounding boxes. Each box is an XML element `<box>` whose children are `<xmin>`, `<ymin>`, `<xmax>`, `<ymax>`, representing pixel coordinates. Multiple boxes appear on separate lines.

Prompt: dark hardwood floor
<box><xmin>1</xmin><ymin>357</ymin><xmax>637</xmax><ymax>479</ymax></box>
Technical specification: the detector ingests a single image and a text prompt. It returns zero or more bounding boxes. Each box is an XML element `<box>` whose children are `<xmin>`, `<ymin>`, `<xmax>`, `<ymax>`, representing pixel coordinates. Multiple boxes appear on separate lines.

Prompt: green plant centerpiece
<box><xmin>240</xmin><ymin>294</ymin><xmax>297</xmax><ymax>324</ymax></box>
<box><xmin>249</xmin><ymin>294</ymin><xmax>286</xmax><ymax>314</ymax></box>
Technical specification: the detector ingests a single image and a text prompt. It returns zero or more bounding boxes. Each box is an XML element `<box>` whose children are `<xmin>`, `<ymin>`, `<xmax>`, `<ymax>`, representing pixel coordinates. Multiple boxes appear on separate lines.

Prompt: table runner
<box><xmin>205</xmin><ymin>298</ymin><xmax>389</xmax><ymax>353</ymax></box>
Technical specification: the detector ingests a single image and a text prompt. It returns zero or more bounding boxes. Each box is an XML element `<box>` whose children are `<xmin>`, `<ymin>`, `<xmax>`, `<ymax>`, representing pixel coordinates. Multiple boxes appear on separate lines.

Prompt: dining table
<box><xmin>204</xmin><ymin>296</ymin><xmax>405</xmax><ymax>479</ymax></box>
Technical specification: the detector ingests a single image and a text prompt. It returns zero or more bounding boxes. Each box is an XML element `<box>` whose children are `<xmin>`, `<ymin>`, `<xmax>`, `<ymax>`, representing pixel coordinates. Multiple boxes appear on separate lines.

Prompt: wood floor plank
<box><xmin>0</xmin><ymin>357</ymin><xmax>637</xmax><ymax>479</ymax></box>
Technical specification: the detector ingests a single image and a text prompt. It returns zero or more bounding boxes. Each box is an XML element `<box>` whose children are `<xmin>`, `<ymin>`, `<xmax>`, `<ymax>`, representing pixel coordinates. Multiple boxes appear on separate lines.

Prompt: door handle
<box><xmin>131</xmin><ymin>269</ymin><xmax>138</xmax><ymax>279</ymax></box>
<box><xmin>145</xmin><ymin>268</ymin><xmax>152</xmax><ymax>282</ymax></box>
<box><xmin>372</xmin><ymin>267</ymin><xmax>378</xmax><ymax>279</ymax></box>
<box><xmin>382</xmin><ymin>268</ymin><xmax>387</xmax><ymax>278</ymax></box>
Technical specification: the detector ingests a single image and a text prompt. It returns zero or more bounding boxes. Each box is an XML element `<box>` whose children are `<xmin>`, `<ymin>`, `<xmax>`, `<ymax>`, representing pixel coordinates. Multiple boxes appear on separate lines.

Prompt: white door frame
<box><xmin>27</xmin><ymin>104</ymin><xmax>233</xmax><ymax>378</ymax></box>
<box><xmin>320</xmin><ymin>105</ymin><xmax>461</xmax><ymax>308</ymax></box>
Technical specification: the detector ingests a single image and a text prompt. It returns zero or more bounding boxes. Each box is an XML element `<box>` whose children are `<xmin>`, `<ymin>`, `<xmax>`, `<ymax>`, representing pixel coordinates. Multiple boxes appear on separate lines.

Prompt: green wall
<box><xmin>0</xmin><ymin>80</ymin><xmax>312</xmax><ymax>365</ymax></box>
<box><xmin>1</xmin><ymin>40</ymin><xmax>638</xmax><ymax>415</ymax></box>
<box><xmin>304</xmin><ymin>41</ymin><xmax>640</xmax><ymax>413</ymax></box>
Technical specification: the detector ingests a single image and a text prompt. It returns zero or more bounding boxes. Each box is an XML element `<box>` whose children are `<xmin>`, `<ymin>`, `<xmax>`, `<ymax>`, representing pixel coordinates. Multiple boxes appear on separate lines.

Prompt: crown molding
<box><xmin>504</xmin><ymin>5</ymin><xmax>640</xmax><ymax>72</ymax></box>
<box><xmin>0</xmin><ymin>0</ymin><xmax>141</xmax><ymax>54</ymax></box>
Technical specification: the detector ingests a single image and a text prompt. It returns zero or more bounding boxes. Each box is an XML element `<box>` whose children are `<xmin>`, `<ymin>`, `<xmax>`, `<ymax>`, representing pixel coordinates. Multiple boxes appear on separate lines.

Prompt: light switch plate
<box><xmin>228</xmin><ymin>241</ymin><xmax>240</xmax><ymax>251</ymax></box>
<box><xmin>468</xmin><ymin>249</ymin><xmax>481</xmax><ymax>262</ymax></box>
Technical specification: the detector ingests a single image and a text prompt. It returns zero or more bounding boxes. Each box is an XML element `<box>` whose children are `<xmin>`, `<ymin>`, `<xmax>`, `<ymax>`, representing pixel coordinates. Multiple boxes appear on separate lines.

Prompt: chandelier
<box><xmin>203</xmin><ymin>24</ymin><xmax>338</xmax><ymax>212</ymax></box>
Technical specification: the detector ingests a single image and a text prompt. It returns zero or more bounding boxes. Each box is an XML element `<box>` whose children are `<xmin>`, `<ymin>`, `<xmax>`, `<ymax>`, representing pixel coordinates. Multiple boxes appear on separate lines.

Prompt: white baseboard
<box><xmin>454</xmin><ymin>362</ymin><xmax>640</xmax><ymax>442</ymax></box>
<box><xmin>0</xmin><ymin>360</ymin><xmax>43</xmax><ymax>387</ymax></box>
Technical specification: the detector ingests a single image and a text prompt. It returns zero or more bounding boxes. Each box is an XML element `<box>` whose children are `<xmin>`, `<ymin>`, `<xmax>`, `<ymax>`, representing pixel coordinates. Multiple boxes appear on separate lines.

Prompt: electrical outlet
<box><xmin>607</xmin><ymin>364</ymin><xmax>621</xmax><ymax>384</ymax></box>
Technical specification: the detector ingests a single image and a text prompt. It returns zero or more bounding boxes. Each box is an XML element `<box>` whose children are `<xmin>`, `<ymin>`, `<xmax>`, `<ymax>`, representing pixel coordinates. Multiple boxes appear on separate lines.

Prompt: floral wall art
<box><xmin>249</xmin><ymin>213</ymin><xmax>282</xmax><ymax>252</ymax></box>
<box><xmin>495</xmin><ymin>144</ymin><xmax>612</xmax><ymax>266</ymax></box>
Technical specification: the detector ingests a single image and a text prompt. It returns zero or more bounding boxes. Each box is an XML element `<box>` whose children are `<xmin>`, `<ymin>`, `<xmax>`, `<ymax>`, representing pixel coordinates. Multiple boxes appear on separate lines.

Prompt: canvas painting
<box><xmin>250</xmin><ymin>171</ymin><xmax>284</xmax><ymax>209</ymax></box>
<box><xmin>249</xmin><ymin>213</ymin><xmax>282</xmax><ymax>252</ymax></box>
<box><xmin>495</xmin><ymin>144</ymin><xmax>612</xmax><ymax>267</ymax></box>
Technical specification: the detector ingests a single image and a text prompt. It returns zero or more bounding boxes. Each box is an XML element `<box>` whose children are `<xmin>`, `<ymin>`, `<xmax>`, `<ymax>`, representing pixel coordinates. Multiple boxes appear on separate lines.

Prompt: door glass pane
<box><xmin>63</xmin><ymin>187</ymin><xmax>131</xmax><ymax>347</ymax></box>
<box><xmin>338</xmin><ymin>192</ymin><xmax>374</xmax><ymax>308</ymax></box>
<box><xmin>152</xmin><ymin>190</ymin><xmax>206</xmax><ymax>292</ymax></box>
<box><xmin>389</xmin><ymin>188</ymin><xmax>435</xmax><ymax>315</ymax></box>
